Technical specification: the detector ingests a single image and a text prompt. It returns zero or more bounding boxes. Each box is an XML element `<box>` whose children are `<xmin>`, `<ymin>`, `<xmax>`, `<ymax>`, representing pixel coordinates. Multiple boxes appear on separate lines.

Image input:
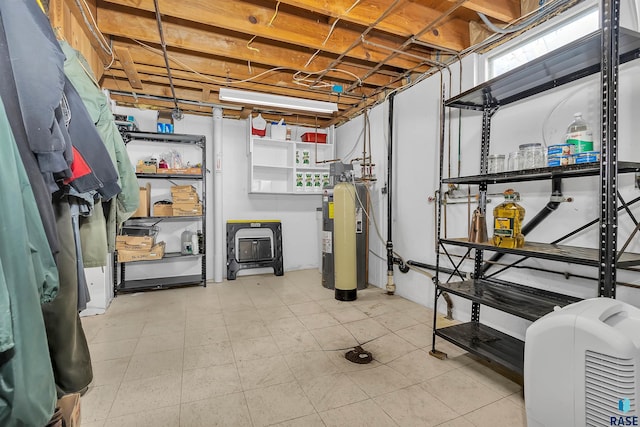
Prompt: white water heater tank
<box><xmin>525</xmin><ymin>298</ymin><xmax>640</xmax><ymax>427</ymax></box>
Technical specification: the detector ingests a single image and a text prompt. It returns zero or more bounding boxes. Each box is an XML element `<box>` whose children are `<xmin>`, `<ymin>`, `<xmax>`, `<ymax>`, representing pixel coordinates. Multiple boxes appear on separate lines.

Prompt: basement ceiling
<box><xmin>92</xmin><ymin>0</ymin><xmax>567</xmax><ymax>127</ymax></box>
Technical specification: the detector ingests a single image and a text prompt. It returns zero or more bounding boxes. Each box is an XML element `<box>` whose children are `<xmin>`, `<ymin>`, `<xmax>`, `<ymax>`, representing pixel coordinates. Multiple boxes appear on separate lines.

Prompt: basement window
<box><xmin>485</xmin><ymin>4</ymin><xmax>599</xmax><ymax>80</ymax></box>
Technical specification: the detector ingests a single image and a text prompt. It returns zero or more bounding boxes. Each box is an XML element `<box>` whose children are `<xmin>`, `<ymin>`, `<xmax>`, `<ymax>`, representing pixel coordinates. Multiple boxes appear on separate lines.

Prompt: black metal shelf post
<box><xmin>600</xmin><ymin>0</ymin><xmax>620</xmax><ymax>298</ymax></box>
<box><xmin>432</xmin><ymin>0</ymin><xmax>628</xmax><ymax>375</ymax></box>
<box><xmin>114</xmin><ymin>131</ymin><xmax>207</xmax><ymax>295</ymax></box>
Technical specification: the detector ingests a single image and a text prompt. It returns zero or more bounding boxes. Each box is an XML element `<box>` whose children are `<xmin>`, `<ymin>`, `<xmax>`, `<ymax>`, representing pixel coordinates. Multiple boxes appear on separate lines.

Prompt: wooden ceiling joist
<box><xmin>97</xmin><ymin>7</ymin><xmax>418</xmax><ymax>90</ymax></box>
<box><xmin>105</xmin><ymin>68</ymin><xmax>356</xmax><ymax>109</ymax></box>
<box><xmin>79</xmin><ymin>0</ymin><xmax>538</xmax><ymax>126</ymax></box>
<box><xmin>99</xmin><ymin>0</ymin><xmax>432</xmax><ymax>70</ymax></box>
<box><xmin>108</xmin><ymin>40</ymin><xmax>402</xmax><ymax>89</ymax></box>
<box><xmin>268</xmin><ymin>0</ymin><xmax>470</xmax><ymax>51</ymax></box>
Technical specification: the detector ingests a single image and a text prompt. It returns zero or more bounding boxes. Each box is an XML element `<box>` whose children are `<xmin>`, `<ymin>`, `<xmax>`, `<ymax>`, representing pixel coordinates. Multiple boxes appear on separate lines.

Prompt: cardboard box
<box><xmin>172</xmin><ymin>203</ymin><xmax>203</xmax><ymax>216</ymax></box>
<box><xmin>135</xmin><ymin>164</ymin><xmax>157</xmax><ymax>174</ymax></box>
<box><xmin>153</xmin><ymin>202</ymin><xmax>173</xmax><ymax>217</ymax></box>
<box><xmin>170</xmin><ymin>185</ymin><xmax>197</xmax><ymax>194</ymax></box>
<box><xmin>117</xmin><ymin>242</ymin><xmax>165</xmax><ymax>262</ymax></box>
<box><xmin>172</xmin><ymin>193</ymin><xmax>199</xmax><ymax>204</ymax></box>
<box><xmin>57</xmin><ymin>393</ymin><xmax>80</xmax><ymax>427</ymax></box>
<box><xmin>132</xmin><ymin>183</ymin><xmax>151</xmax><ymax>217</ymax></box>
<box><xmin>116</xmin><ymin>235</ymin><xmax>155</xmax><ymax>251</ymax></box>
<box><xmin>173</xmin><ymin>167</ymin><xmax>202</xmax><ymax>175</ymax></box>
<box><xmin>155</xmin><ymin>167</ymin><xmax>202</xmax><ymax>175</ymax></box>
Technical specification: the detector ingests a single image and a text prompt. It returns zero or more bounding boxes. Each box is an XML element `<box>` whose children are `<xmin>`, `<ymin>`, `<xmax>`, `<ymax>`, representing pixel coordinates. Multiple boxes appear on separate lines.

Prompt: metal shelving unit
<box><xmin>115</xmin><ymin>131</ymin><xmax>207</xmax><ymax>294</ymax></box>
<box><xmin>440</xmin><ymin>238</ymin><xmax>640</xmax><ymax>268</ymax></box>
<box><xmin>432</xmin><ymin>1</ymin><xmax>639</xmax><ymax>374</ymax></box>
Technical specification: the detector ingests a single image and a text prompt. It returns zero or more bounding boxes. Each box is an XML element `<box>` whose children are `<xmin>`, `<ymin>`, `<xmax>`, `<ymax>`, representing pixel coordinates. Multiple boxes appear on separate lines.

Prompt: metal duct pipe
<box><xmin>482</xmin><ymin>177</ymin><xmax>564</xmax><ymax>273</ymax></box>
<box><xmin>386</xmin><ymin>94</ymin><xmax>396</xmax><ymax>294</ymax></box>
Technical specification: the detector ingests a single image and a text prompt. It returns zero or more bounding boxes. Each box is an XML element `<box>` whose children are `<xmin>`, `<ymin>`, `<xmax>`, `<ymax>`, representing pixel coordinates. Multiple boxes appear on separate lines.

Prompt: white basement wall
<box><xmin>336</xmin><ymin>54</ymin><xmax>640</xmax><ymax>340</ymax></box>
<box><xmin>112</xmin><ymin>106</ymin><xmax>322</xmax><ymax>280</ymax></box>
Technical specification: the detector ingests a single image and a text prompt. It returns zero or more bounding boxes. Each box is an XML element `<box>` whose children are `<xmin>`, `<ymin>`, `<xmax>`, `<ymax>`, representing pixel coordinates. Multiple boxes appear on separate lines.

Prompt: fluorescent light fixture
<box><xmin>218</xmin><ymin>88</ymin><xmax>338</xmax><ymax>114</ymax></box>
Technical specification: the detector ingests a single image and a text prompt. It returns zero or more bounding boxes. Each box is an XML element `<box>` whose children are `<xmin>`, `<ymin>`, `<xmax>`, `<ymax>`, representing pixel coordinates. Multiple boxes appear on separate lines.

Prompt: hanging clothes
<box><xmin>0</xmin><ymin>0</ymin><xmax>125</xmax><ymax>397</ymax></box>
<box><xmin>0</xmin><ymin>11</ymin><xmax>59</xmax><ymax>255</ymax></box>
<box><xmin>0</xmin><ymin>0</ymin><xmax>71</xmax><ymax>192</ymax></box>
<box><xmin>60</xmin><ymin>40</ymin><xmax>140</xmax><ymax>264</ymax></box>
<box><xmin>0</xmin><ymin>96</ymin><xmax>58</xmax><ymax>427</ymax></box>
<box><xmin>42</xmin><ymin>196</ymin><xmax>93</xmax><ymax>395</ymax></box>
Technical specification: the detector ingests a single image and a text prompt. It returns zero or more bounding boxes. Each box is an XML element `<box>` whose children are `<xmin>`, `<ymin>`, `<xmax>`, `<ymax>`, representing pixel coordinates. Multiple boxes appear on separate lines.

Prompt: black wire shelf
<box><xmin>441</xmin><ymin>237</ymin><xmax>640</xmax><ymax>268</ymax></box>
<box><xmin>441</xmin><ymin>161</ymin><xmax>640</xmax><ymax>185</ymax></box>
<box><xmin>435</xmin><ymin>322</ymin><xmax>524</xmax><ymax>375</ymax></box>
<box><xmin>445</xmin><ymin>28</ymin><xmax>640</xmax><ymax>110</ymax></box>
<box><xmin>117</xmin><ymin>275</ymin><xmax>205</xmax><ymax>293</ymax></box>
<box><xmin>136</xmin><ymin>173</ymin><xmax>203</xmax><ymax>180</ymax></box>
<box><xmin>438</xmin><ymin>278</ymin><xmax>580</xmax><ymax>322</ymax></box>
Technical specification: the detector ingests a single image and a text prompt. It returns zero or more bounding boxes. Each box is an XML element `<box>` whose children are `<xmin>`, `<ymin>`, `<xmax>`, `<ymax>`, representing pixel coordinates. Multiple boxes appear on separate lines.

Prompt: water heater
<box><xmin>525</xmin><ymin>298</ymin><xmax>640</xmax><ymax>427</ymax></box>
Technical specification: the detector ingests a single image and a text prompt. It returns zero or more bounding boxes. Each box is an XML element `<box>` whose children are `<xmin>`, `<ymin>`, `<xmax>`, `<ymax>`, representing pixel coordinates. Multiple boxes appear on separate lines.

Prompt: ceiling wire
<box><xmin>347</xmin><ymin>0</ymin><xmax>467</xmax><ymax>93</ymax></box>
<box><xmin>309</xmin><ymin>0</ymin><xmax>404</xmax><ymax>87</ymax></box>
<box><xmin>321</xmin><ymin>0</ymin><xmax>362</xmax><ymax>46</ymax></box>
<box><xmin>302</xmin><ymin>0</ymin><xmax>363</xmax><ymax>68</ymax></box>
<box><xmin>73</xmin><ymin>0</ymin><xmax>115</xmax><ymax>69</ymax></box>
<box><xmin>152</xmin><ymin>0</ymin><xmax>182</xmax><ymax>119</ymax></box>
<box><xmin>477</xmin><ymin>0</ymin><xmax>571</xmax><ymax>35</ymax></box>
<box><xmin>268</xmin><ymin>1</ymin><xmax>281</xmax><ymax>26</ymax></box>
<box><xmin>130</xmin><ymin>38</ymin><xmax>363</xmax><ymax>94</ymax></box>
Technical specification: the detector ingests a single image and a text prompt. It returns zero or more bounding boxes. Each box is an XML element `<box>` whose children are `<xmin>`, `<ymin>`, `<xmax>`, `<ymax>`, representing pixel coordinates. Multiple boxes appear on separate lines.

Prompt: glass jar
<box><xmin>488</xmin><ymin>154</ymin><xmax>505</xmax><ymax>174</ymax></box>
<box><xmin>518</xmin><ymin>143</ymin><xmax>545</xmax><ymax>169</ymax></box>
<box><xmin>507</xmin><ymin>151</ymin><xmax>521</xmax><ymax>171</ymax></box>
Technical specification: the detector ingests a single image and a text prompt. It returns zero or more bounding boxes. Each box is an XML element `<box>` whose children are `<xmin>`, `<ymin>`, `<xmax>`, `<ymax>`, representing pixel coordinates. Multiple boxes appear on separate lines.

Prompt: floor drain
<box><xmin>345</xmin><ymin>346</ymin><xmax>373</xmax><ymax>364</ymax></box>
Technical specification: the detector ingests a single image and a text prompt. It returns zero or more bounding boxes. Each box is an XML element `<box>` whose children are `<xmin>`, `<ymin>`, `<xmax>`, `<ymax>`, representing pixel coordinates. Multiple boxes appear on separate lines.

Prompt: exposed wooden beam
<box><xmin>98</xmin><ymin>0</ymin><xmax>429</xmax><ymax>70</ymax></box>
<box><xmin>201</xmin><ymin>87</ymin><xmax>210</xmax><ymax>102</ymax></box>
<box><xmin>54</xmin><ymin>0</ymin><xmax>112</xmax><ymax>65</ymax></box>
<box><xmin>109</xmin><ymin>92</ymin><xmax>333</xmax><ymax>127</ymax></box>
<box><xmin>109</xmin><ymin>40</ymin><xmax>400</xmax><ymax>89</ymax></box>
<box><xmin>239</xmin><ymin>108</ymin><xmax>252</xmax><ymax>119</ymax></box>
<box><xmin>113</xmin><ymin>46</ymin><xmax>144</xmax><ymax>89</ymax></box>
<box><xmin>272</xmin><ymin>0</ymin><xmax>470</xmax><ymax>51</ymax></box>
<box><xmin>105</xmin><ymin>65</ymin><xmax>370</xmax><ymax>105</ymax></box>
<box><xmin>103</xmin><ymin>77</ymin><xmax>344</xmax><ymax>117</ymax></box>
<box><xmin>105</xmin><ymin>48</ymin><xmax>384</xmax><ymax>98</ymax></box>
<box><xmin>105</xmin><ymin>68</ymin><xmax>356</xmax><ymax>109</ymax></box>
<box><xmin>97</xmin><ymin>8</ymin><xmax>415</xmax><ymax>88</ymax></box>
<box><xmin>109</xmin><ymin>93</ymin><xmax>225</xmax><ymax>116</ymax></box>
<box><xmin>452</xmin><ymin>0</ymin><xmax>520</xmax><ymax>23</ymax></box>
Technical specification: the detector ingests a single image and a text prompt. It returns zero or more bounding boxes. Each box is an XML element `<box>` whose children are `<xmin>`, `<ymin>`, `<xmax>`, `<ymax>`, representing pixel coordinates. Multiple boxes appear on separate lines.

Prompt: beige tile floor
<box><xmin>80</xmin><ymin>269</ymin><xmax>526</xmax><ymax>427</ymax></box>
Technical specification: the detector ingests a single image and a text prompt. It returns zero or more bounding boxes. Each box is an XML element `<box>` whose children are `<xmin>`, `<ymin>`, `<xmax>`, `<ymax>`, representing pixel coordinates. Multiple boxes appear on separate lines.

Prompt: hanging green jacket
<box><xmin>60</xmin><ymin>41</ymin><xmax>139</xmax><ymax>264</ymax></box>
<box><xmin>0</xmin><ymin>97</ymin><xmax>58</xmax><ymax>427</ymax></box>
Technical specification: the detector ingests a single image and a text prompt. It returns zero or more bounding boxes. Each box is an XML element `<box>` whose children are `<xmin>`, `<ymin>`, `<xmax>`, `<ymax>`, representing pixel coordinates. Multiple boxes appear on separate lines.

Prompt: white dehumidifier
<box><xmin>525</xmin><ymin>298</ymin><xmax>640</xmax><ymax>427</ymax></box>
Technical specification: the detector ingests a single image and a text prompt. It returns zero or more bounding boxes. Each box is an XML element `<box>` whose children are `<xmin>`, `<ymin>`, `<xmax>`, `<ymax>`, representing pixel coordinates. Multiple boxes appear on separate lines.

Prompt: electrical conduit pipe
<box><xmin>212</xmin><ymin>107</ymin><xmax>223</xmax><ymax>282</ymax></box>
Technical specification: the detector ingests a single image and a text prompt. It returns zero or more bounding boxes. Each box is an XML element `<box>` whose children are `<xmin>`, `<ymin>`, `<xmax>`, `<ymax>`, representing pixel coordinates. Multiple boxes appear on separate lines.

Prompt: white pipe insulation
<box><xmin>212</xmin><ymin>107</ymin><xmax>223</xmax><ymax>282</ymax></box>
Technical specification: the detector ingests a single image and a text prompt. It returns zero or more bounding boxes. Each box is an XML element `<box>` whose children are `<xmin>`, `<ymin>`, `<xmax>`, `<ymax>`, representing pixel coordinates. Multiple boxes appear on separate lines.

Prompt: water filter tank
<box><xmin>333</xmin><ymin>182</ymin><xmax>357</xmax><ymax>301</ymax></box>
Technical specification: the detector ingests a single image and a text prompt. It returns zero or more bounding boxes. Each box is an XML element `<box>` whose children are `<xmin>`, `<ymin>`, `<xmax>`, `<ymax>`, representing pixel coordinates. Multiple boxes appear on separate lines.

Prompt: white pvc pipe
<box><xmin>212</xmin><ymin>107</ymin><xmax>224</xmax><ymax>282</ymax></box>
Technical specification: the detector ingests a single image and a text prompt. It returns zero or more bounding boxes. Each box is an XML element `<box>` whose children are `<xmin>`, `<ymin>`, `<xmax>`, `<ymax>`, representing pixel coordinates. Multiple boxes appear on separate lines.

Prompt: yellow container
<box><xmin>492</xmin><ymin>189</ymin><xmax>525</xmax><ymax>248</ymax></box>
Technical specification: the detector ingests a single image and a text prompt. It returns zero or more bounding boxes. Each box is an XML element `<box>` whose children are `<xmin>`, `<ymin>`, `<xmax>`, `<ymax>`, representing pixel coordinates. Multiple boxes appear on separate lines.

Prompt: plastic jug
<box><xmin>493</xmin><ymin>189</ymin><xmax>525</xmax><ymax>248</ymax></box>
<box><xmin>565</xmin><ymin>113</ymin><xmax>594</xmax><ymax>153</ymax></box>
<box><xmin>181</xmin><ymin>230</ymin><xmax>194</xmax><ymax>254</ymax></box>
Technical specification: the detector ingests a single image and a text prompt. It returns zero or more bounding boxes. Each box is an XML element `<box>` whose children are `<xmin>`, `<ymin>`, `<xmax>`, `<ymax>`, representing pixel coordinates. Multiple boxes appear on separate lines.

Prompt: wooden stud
<box><xmin>114</xmin><ymin>46</ymin><xmax>144</xmax><ymax>89</ymax></box>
